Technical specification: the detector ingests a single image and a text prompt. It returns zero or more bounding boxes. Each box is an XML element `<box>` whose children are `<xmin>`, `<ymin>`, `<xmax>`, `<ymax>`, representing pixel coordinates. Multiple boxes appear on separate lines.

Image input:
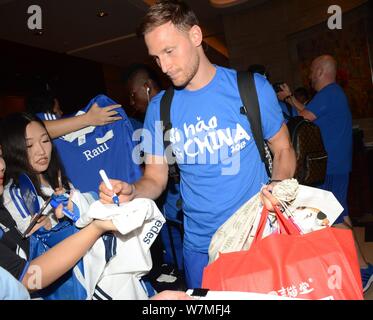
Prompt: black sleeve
<box><xmin>0</xmin><ymin>241</ymin><xmax>28</xmax><ymax>280</ymax></box>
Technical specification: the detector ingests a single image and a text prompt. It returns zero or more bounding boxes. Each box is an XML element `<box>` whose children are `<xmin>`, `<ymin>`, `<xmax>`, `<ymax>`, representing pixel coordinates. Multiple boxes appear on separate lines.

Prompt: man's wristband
<box><xmin>267</xmin><ymin>179</ymin><xmax>283</xmax><ymax>185</ymax></box>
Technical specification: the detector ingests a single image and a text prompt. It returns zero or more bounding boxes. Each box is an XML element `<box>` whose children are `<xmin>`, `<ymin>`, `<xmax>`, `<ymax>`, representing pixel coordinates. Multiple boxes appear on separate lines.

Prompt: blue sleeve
<box><xmin>254</xmin><ymin>74</ymin><xmax>284</xmax><ymax>140</ymax></box>
<box><xmin>142</xmin><ymin>91</ymin><xmax>166</xmax><ymax>157</ymax></box>
<box><xmin>307</xmin><ymin>91</ymin><xmax>326</xmax><ymax>118</ymax></box>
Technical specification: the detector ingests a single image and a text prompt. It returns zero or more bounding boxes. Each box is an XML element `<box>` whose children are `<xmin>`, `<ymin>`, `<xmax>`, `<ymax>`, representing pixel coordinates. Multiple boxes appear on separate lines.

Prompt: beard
<box><xmin>172</xmin><ymin>53</ymin><xmax>200</xmax><ymax>88</ymax></box>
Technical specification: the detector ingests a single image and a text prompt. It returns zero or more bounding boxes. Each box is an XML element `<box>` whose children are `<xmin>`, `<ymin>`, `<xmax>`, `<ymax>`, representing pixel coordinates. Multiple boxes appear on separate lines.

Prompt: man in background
<box><xmin>278</xmin><ymin>54</ymin><xmax>373</xmax><ymax>292</ymax></box>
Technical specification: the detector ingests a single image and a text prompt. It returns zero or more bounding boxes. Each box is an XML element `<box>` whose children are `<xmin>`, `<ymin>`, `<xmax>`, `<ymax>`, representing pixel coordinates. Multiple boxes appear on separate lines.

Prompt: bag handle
<box><xmin>253</xmin><ymin>205</ymin><xmax>301</xmax><ymax>245</ymax></box>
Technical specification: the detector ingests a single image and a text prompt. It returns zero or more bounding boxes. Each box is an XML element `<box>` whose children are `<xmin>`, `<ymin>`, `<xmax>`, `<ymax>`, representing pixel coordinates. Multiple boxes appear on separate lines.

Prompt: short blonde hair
<box><xmin>138</xmin><ymin>0</ymin><xmax>199</xmax><ymax>36</ymax></box>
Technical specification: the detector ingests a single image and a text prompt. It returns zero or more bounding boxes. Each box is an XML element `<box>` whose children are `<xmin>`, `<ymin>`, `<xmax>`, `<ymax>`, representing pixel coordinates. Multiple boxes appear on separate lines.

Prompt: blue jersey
<box><xmin>307</xmin><ymin>83</ymin><xmax>352</xmax><ymax>174</ymax></box>
<box><xmin>143</xmin><ymin>66</ymin><xmax>284</xmax><ymax>252</ymax></box>
<box><xmin>36</xmin><ymin>112</ymin><xmax>59</xmax><ymax>121</ymax></box>
<box><xmin>50</xmin><ymin>95</ymin><xmax>142</xmax><ymax>193</ymax></box>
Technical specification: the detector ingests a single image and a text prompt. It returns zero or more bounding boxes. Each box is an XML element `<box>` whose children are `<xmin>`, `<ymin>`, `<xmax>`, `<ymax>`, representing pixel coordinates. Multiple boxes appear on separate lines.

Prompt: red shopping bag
<box><xmin>202</xmin><ymin>206</ymin><xmax>363</xmax><ymax>300</ymax></box>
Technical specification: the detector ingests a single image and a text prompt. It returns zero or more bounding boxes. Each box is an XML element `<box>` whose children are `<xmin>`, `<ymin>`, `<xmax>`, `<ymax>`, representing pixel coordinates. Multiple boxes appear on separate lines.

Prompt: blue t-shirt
<box><xmin>307</xmin><ymin>83</ymin><xmax>352</xmax><ymax>174</ymax></box>
<box><xmin>47</xmin><ymin>95</ymin><xmax>142</xmax><ymax>193</ymax></box>
<box><xmin>143</xmin><ymin>66</ymin><xmax>284</xmax><ymax>252</ymax></box>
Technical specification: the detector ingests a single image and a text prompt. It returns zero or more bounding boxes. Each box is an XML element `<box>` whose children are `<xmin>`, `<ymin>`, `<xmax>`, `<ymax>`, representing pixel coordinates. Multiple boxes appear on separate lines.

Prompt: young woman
<box><xmin>0</xmin><ymin>113</ymin><xmax>191</xmax><ymax>300</ymax></box>
<box><xmin>0</xmin><ymin>113</ymin><xmax>121</xmax><ymax>299</ymax></box>
<box><xmin>1</xmin><ymin>112</ymin><xmax>78</xmax><ymax>233</ymax></box>
<box><xmin>0</xmin><ymin>143</ymin><xmax>117</xmax><ymax>293</ymax></box>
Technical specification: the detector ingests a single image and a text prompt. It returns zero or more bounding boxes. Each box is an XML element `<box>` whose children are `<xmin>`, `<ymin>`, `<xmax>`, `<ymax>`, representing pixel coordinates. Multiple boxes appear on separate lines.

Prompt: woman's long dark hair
<box><xmin>0</xmin><ymin>112</ymin><xmax>70</xmax><ymax>199</ymax></box>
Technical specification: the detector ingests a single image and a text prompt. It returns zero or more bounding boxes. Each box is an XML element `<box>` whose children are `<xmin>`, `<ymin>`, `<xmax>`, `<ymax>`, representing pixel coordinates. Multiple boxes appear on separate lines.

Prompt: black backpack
<box><xmin>286</xmin><ymin>116</ymin><xmax>327</xmax><ymax>186</ymax></box>
<box><xmin>160</xmin><ymin>71</ymin><xmax>327</xmax><ymax>186</ymax></box>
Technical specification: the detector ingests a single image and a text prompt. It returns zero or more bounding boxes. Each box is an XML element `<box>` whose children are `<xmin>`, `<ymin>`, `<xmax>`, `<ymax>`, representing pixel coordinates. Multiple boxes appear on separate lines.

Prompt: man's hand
<box><xmin>86</xmin><ymin>103</ymin><xmax>122</xmax><ymax>126</ymax></box>
<box><xmin>99</xmin><ymin>179</ymin><xmax>135</xmax><ymax>204</ymax></box>
<box><xmin>261</xmin><ymin>183</ymin><xmax>281</xmax><ymax>212</ymax></box>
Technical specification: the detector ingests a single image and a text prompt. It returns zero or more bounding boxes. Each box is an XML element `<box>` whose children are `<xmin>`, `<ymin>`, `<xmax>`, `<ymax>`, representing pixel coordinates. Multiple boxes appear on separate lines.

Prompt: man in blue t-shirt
<box><xmin>279</xmin><ymin>55</ymin><xmax>352</xmax><ymax>223</ymax></box>
<box><xmin>279</xmin><ymin>54</ymin><xmax>373</xmax><ymax>292</ymax></box>
<box><xmin>99</xmin><ymin>1</ymin><xmax>296</xmax><ymax>289</ymax></box>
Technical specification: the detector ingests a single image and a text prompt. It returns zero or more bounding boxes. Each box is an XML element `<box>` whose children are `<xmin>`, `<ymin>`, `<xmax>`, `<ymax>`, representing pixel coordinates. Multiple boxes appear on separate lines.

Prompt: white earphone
<box><xmin>146</xmin><ymin>86</ymin><xmax>150</xmax><ymax>103</ymax></box>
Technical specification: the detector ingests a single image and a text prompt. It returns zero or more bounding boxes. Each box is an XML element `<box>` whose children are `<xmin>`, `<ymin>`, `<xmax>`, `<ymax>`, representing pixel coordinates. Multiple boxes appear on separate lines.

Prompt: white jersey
<box><xmin>77</xmin><ymin>198</ymin><xmax>165</xmax><ymax>300</ymax></box>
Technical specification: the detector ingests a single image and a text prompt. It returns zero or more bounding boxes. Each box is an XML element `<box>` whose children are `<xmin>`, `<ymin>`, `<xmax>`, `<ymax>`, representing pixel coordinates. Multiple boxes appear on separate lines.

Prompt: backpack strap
<box><xmin>237</xmin><ymin>71</ymin><xmax>272</xmax><ymax>176</ymax></box>
<box><xmin>160</xmin><ymin>87</ymin><xmax>180</xmax><ymax>182</ymax></box>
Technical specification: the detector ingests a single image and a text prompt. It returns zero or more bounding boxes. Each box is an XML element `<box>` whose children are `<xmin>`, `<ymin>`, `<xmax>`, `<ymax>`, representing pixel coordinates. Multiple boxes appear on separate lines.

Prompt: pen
<box><xmin>99</xmin><ymin>169</ymin><xmax>120</xmax><ymax>206</ymax></box>
<box><xmin>58</xmin><ymin>170</ymin><xmax>62</xmax><ymax>188</ymax></box>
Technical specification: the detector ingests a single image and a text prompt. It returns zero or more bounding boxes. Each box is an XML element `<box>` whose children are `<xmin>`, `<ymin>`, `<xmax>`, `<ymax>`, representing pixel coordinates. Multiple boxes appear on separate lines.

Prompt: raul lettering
<box><xmin>83</xmin><ymin>142</ymin><xmax>109</xmax><ymax>161</ymax></box>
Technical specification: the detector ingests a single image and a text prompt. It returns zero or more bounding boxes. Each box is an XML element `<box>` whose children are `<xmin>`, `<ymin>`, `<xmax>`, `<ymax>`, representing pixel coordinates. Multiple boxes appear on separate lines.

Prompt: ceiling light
<box><xmin>97</xmin><ymin>10</ymin><xmax>108</xmax><ymax>18</ymax></box>
<box><xmin>209</xmin><ymin>0</ymin><xmax>248</xmax><ymax>8</ymax></box>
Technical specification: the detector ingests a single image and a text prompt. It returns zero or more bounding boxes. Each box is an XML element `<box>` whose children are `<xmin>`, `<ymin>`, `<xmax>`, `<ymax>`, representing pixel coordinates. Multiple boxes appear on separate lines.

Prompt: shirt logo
<box><xmin>170</xmin><ymin>116</ymin><xmax>251</xmax><ymax>161</ymax></box>
<box><xmin>83</xmin><ymin>142</ymin><xmax>110</xmax><ymax>161</ymax></box>
<box><xmin>143</xmin><ymin>220</ymin><xmax>163</xmax><ymax>245</ymax></box>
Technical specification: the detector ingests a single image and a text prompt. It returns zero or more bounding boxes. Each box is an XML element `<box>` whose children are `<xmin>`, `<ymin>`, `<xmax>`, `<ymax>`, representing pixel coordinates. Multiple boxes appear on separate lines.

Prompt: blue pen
<box><xmin>99</xmin><ymin>169</ymin><xmax>120</xmax><ymax>206</ymax></box>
